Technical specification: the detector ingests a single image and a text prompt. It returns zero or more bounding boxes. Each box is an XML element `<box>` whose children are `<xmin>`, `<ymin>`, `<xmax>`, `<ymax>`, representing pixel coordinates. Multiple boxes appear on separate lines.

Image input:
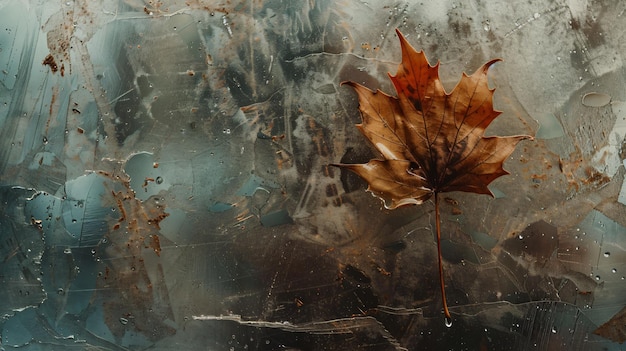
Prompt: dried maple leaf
<box><xmin>334</xmin><ymin>29</ymin><xmax>531</xmax><ymax>324</ymax></box>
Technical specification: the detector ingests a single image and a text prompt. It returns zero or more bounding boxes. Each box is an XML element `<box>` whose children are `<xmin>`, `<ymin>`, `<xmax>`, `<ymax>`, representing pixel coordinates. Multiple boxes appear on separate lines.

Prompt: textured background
<box><xmin>1</xmin><ymin>0</ymin><xmax>625</xmax><ymax>350</ymax></box>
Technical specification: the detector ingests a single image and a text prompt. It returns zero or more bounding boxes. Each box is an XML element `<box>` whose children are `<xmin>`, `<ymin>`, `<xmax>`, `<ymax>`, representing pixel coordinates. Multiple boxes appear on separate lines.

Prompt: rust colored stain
<box><xmin>42</xmin><ymin>54</ymin><xmax>58</xmax><ymax>73</ymax></box>
<box><xmin>49</xmin><ymin>87</ymin><xmax>57</xmax><ymax>116</ymax></box>
<box><xmin>150</xmin><ymin>234</ymin><xmax>161</xmax><ymax>256</ymax></box>
<box><xmin>98</xmin><ymin>173</ymin><xmax>174</xmax><ymax>341</ymax></box>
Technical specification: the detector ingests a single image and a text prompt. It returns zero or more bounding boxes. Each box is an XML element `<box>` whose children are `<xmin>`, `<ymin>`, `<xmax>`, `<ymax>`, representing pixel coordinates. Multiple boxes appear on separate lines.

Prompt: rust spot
<box><xmin>112</xmin><ymin>191</ymin><xmax>127</xmax><ymax>222</ymax></box>
<box><xmin>583</xmin><ymin>167</ymin><xmax>610</xmax><ymax>186</ymax></box>
<box><xmin>148</xmin><ymin>212</ymin><xmax>169</xmax><ymax>230</ymax></box>
<box><xmin>143</xmin><ymin>177</ymin><xmax>155</xmax><ymax>188</ymax></box>
<box><xmin>49</xmin><ymin>87</ymin><xmax>58</xmax><ymax>118</ymax></box>
<box><xmin>444</xmin><ymin>197</ymin><xmax>459</xmax><ymax>206</ymax></box>
<box><xmin>271</xmin><ymin>134</ymin><xmax>285</xmax><ymax>141</ymax></box>
<box><xmin>376</xmin><ymin>266</ymin><xmax>392</xmax><ymax>276</ymax></box>
<box><xmin>77</xmin><ymin>127</ymin><xmax>84</xmax><ymax>134</ymax></box>
<box><xmin>305</xmin><ymin>116</ymin><xmax>331</xmax><ymax>157</ymax></box>
<box><xmin>42</xmin><ymin>54</ymin><xmax>58</xmax><ymax>73</ymax></box>
<box><xmin>323</xmin><ymin>164</ymin><xmax>334</xmax><ymax>178</ymax></box>
<box><xmin>150</xmin><ymin>234</ymin><xmax>161</xmax><ymax>256</ymax></box>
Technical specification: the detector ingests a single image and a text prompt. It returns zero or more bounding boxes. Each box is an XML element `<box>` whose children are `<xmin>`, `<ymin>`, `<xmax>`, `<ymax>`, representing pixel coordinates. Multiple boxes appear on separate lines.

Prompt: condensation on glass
<box><xmin>0</xmin><ymin>0</ymin><xmax>625</xmax><ymax>350</ymax></box>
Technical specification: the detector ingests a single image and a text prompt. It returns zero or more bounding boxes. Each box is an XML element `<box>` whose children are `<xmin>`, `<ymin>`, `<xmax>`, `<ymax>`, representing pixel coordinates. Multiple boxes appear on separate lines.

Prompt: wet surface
<box><xmin>1</xmin><ymin>0</ymin><xmax>626</xmax><ymax>350</ymax></box>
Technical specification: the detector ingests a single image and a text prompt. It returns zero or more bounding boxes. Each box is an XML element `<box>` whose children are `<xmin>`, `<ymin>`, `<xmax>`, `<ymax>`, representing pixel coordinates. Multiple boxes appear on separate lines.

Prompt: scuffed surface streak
<box><xmin>1</xmin><ymin>0</ymin><xmax>626</xmax><ymax>349</ymax></box>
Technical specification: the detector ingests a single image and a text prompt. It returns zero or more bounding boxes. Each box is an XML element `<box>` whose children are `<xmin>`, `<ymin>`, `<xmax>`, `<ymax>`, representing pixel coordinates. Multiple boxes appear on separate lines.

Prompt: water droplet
<box><xmin>119</xmin><ymin>317</ymin><xmax>128</xmax><ymax>325</ymax></box>
<box><xmin>155</xmin><ymin>176</ymin><xmax>163</xmax><ymax>184</ymax></box>
<box><xmin>63</xmin><ymin>248</ymin><xmax>72</xmax><ymax>254</ymax></box>
<box><xmin>595</xmin><ymin>275</ymin><xmax>601</xmax><ymax>281</ymax></box>
<box><xmin>604</xmin><ymin>252</ymin><xmax>610</xmax><ymax>257</ymax></box>
<box><xmin>551</xmin><ymin>326</ymin><xmax>557</xmax><ymax>334</ymax></box>
<box><xmin>611</xmin><ymin>268</ymin><xmax>617</xmax><ymax>273</ymax></box>
<box><xmin>445</xmin><ymin>316</ymin><xmax>453</xmax><ymax>327</ymax></box>
<box><xmin>518</xmin><ymin>234</ymin><xmax>524</xmax><ymax>240</ymax></box>
<box><xmin>581</xmin><ymin>91</ymin><xmax>611</xmax><ymax>107</ymax></box>
<box><xmin>43</xmin><ymin>136</ymin><xmax>48</xmax><ymax>144</ymax></box>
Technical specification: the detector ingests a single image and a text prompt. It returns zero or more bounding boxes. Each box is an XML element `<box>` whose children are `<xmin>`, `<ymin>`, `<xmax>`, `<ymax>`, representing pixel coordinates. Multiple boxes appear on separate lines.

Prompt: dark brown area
<box><xmin>502</xmin><ymin>220</ymin><xmax>557</xmax><ymax>264</ymax></box>
<box><xmin>42</xmin><ymin>54</ymin><xmax>58</xmax><ymax>73</ymax></box>
<box><xmin>231</xmin><ymin>228</ymin><xmax>379</xmax><ymax>324</ymax></box>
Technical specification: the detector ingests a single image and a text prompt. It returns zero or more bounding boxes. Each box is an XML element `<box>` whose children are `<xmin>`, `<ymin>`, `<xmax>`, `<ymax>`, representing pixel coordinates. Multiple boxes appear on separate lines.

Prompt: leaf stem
<box><xmin>434</xmin><ymin>192</ymin><xmax>451</xmax><ymax>323</ymax></box>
